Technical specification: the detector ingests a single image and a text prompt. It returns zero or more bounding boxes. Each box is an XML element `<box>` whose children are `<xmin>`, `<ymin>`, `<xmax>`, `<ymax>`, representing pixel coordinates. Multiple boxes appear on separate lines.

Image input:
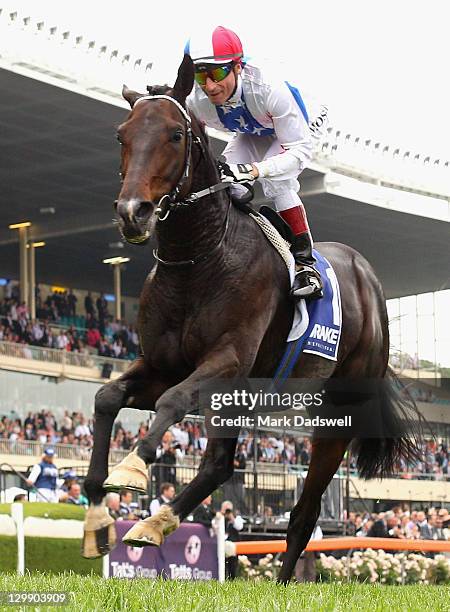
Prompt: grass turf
<box><xmin>0</xmin><ymin>504</ymin><xmax>99</xmax><ymax>575</ymax></box>
<box><xmin>0</xmin><ymin>536</ymin><xmax>101</xmax><ymax>574</ymax></box>
<box><xmin>0</xmin><ymin>574</ymin><xmax>449</xmax><ymax>612</ymax></box>
<box><xmin>0</xmin><ymin>502</ymin><xmax>85</xmax><ymax>520</ymax></box>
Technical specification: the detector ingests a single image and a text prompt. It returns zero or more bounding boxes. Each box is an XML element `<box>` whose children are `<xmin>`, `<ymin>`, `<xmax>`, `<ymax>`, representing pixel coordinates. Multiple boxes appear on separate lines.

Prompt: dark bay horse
<box><xmin>82</xmin><ymin>55</ymin><xmax>421</xmax><ymax>583</ymax></box>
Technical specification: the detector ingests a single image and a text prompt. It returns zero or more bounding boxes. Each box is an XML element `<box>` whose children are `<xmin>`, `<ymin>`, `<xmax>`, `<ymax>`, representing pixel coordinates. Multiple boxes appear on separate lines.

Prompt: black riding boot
<box><xmin>291</xmin><ymin>232</ymin><xmax>323</xmax><ymax>300</ymax></box>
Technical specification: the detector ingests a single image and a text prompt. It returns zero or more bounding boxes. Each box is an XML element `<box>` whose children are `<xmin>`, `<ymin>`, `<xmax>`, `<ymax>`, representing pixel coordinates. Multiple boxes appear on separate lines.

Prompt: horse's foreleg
<box><xmin>82</xmin><ymin>380</ymin><xmax>128</xmax><ymax>559</ymax></box>
<box><xmin>137</xmin><ymin>346</ymin><xmax>238</xmax><ymax>464</ymax></box>
<box><xmin>120</xmin><ymin>345</ymin><xmax>240</xmax><ymax>547</ymax></box>
<box><xmin>277</xmin><ymin>437</ymin><xmax>349</xmax><ymax>584</ymax></box>
<box><xmin>82</xmin><ymin>358</ymin><xmax>167</xmax><ymax>558</ymax></box>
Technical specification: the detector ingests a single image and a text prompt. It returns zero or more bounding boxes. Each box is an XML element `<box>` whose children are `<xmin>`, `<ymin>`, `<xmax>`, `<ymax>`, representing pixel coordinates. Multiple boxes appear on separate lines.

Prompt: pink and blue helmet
<box><xmin>185</xmin><ymin>26</ymin><xmax>244</xmax><ymax>64</ymax></box>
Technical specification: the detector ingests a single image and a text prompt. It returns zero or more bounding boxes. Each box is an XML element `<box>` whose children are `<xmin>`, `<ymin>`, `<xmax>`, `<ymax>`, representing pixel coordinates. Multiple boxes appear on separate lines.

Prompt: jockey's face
<box><xmin>201</xmin><ymin>63</ymin><xmax>241</xmax><ymax>105</ymax></box>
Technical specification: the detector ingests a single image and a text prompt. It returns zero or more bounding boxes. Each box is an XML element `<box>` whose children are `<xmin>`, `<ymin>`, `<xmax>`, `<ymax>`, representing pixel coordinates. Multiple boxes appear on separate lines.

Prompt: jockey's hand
<box><xmin>219</xmin><ymin>162</ymin><xmax>258</xmax><ymax>184</ymax></box>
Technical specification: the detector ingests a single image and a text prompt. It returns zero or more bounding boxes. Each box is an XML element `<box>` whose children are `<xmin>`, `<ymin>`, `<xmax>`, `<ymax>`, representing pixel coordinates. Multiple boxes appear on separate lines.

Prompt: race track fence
<box><xmin>232</xmin><ymin>537</ymin><xmax>450</xmax><ymax>585</ymax></box>
<box><xmin>0</xmin><ymin>439</ymin><xmax>128</xmax><ymax>464</ymax></box>
<box><xmin>233</xmin><ymin>537</ymin><xmax>450</xmax><ymax>555</ymax></box>
<box><xmin>0</xmin><ymin>339</ymin><xmax>129</xmax><ymax>378</ymax></box>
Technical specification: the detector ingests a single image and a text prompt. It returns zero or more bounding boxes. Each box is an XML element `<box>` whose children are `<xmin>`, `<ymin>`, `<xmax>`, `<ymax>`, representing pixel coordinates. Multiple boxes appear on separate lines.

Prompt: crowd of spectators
<box><xmin>395</xmin><ymin>439</ymin><xmax>449</xmax><ymax>478</ymax></box>
<box><xmin>236</xmin><ymin>433</ymin><xmax>449</xmax><ymax>478</ymax></box>
<box><xmin>0</xmin><ymin>409</ymin><xmax>205</xmax><ymax>459</ymax></box>
<box><xmin>0</xmin><ymin>289</ymin><xmax>139</xmax><ymax>361</ymax></box>
<box><xmin>236</xmin><ymin>433</ymin><xmax>311</xmax><ymax>466</ymax></box>
<box><xmin>0</xmin><ymin>410</ymin><xmax>96</xmax><ymax>459</ymax></box>
<box><xmin>1</xmin><ymin>408</ymin><xmax>449</xmax><ymax>479</ymax></box>
<box><xmin>345</xmin><ymin>506</ymin><xmax>450</xmax><ymax>542</ymax></box>
<box><xmin>0</xmin><ymin>409</ymin><xmax>145</xmax><ymax>459</ymax></box>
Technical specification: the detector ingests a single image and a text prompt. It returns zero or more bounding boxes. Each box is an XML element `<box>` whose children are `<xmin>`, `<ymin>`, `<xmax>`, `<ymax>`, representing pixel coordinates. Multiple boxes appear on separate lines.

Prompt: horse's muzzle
<box><xmin>115</xmin><ymin>198</ymin><xmax>155</xmax><ymax>244</ymax></box>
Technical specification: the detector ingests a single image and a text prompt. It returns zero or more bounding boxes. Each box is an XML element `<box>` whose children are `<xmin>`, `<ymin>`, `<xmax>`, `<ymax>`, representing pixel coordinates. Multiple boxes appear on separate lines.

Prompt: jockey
<box><xmin>185</xmin><ymin>26</ymin><xmax>328</xmax><ymax>300</ymax></box>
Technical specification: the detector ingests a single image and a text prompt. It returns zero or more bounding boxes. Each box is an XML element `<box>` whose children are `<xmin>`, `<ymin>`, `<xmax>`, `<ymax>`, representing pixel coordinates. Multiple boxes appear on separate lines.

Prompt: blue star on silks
<box><xmin>216</xmin><ymin>93</ymin><xmax>275</xmax><ymax>136</ymax></box>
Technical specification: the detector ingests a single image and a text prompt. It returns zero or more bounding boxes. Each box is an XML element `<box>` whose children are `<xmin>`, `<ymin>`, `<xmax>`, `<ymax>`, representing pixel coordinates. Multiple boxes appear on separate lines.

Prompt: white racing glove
<box><xmin>219</xmin><ymin>162</ymin><xmax>256</xmax><ymax>184</ymax></box>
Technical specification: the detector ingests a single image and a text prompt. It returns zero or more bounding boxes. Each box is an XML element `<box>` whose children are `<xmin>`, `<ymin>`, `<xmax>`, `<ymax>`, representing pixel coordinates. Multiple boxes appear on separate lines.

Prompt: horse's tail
<box><xmin>351</xmin><ymin>368</ymin><xmax>426</xmax><ymax>479</ymax></box>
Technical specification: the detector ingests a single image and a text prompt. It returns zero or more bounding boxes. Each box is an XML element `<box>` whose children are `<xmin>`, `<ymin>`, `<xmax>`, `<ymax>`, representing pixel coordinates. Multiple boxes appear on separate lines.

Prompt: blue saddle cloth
<box><xmin>273</xmin><ymin>250</ymin><xmax>342</xmax><ymax>385</ymax></box>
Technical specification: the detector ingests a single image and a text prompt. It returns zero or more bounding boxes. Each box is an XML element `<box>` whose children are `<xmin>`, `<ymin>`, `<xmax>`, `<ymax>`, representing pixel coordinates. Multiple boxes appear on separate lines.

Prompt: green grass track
<box><xmin>0</xmin><ymin>574</ymin><xmax>449</xmax><ymax>612</ymax></box>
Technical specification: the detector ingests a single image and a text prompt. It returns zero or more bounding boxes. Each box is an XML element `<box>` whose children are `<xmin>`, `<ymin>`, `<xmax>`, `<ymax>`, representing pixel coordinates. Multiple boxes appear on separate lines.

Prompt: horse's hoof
<box><xmin>82</xmin><ymin>503</ymin><xmax>117</xmax><ymax>558</ymax></box>
<box><xmin>103</xmin><ymin>449</ymin><xmax>148</xmax><ymax>493</ymax></box>
<box><xmin>122</xmin><ymin>525</ymin><xmax>162</xmax><ymax>548</ymax></box>
<box><xmin>122</xmin><ymin>505</ymin><xmax>180</xmax><ymax>548</ymax></box>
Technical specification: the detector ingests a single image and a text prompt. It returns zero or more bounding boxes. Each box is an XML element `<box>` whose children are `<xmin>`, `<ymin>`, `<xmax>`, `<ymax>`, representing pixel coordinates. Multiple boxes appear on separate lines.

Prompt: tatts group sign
<box><xmin>108</xmin><ymin>521</ymin><xmax>218</xmax><ymax>580</ymax></box>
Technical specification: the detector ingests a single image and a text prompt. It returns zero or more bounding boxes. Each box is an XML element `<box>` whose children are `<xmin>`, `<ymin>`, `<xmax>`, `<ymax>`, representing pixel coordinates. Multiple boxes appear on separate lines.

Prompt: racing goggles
<box><xmin>194</xmin><ymin>62</ymin><xmax>234</xmax><ymax>86</ymax></box>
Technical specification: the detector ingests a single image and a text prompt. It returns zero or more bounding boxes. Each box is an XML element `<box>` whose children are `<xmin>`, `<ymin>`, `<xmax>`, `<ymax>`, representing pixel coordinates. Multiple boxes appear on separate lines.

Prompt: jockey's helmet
<box><xmin>185</xmin><ymin>26</ymin><xmax>243</xmax><ymax>64</ymax></box>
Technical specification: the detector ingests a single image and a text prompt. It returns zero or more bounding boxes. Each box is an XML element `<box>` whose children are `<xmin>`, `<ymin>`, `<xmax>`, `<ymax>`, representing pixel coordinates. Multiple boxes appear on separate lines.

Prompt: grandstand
<box><xmin>0</xmin><ymin>4</ymin><xmax>449</xmax><ymax>541</ymax></box>
<box><xmin>0</xmin><ymin>6</ymin><xmax>449</xmax><ymax>298</ymax></box>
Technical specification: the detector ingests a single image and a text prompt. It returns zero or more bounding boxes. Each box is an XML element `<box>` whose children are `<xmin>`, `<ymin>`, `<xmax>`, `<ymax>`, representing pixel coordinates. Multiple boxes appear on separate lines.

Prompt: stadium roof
<box><xmin>1</xmin><ymin>66</ymin><xmax>449</xmax><ymax>300</ymax></box>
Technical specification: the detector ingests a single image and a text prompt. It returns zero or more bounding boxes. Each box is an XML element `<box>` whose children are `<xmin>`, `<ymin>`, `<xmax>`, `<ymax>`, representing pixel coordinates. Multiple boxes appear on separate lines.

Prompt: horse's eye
<box><xmin>116</xmin><ymin>134</ymin><xmax>123</xmax><ymax>145</ymax></box>
<box><xmin>171</xmin><ymin>130</ymin><xmax>183</xmax><ymax>143</ymax></box>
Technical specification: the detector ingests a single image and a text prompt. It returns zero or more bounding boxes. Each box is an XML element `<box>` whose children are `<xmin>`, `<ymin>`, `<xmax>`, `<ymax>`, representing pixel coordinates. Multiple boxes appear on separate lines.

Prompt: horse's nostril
<box><xmin>135</xmin><ymin>201</ymin><xmax>152</xmax><ymax>219</ymax></box>
<box><xmin>115</xmin><ymin>199</ymin><xmax>153</xmax><ymax>224</ymax></box>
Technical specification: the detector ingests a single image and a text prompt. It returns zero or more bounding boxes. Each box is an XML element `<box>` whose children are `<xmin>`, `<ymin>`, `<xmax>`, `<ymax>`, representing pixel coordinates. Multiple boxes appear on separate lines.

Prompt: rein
<box><xmin>133</xmin><ymin>93</ymin><xmax>231</xmax><ymax>266</ymax></box>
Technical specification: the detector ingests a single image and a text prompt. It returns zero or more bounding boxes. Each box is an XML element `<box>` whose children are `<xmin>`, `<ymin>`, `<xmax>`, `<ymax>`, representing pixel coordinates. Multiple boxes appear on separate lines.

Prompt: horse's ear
<box><xmin>122</xmin><ymin>85</ymin><xmax>144</xmax><ymax>108</ymax></box>
<box><xmin>172</xmin><ymin>54</ymin><xmax>195</xmax><ymax>105</ymax></box>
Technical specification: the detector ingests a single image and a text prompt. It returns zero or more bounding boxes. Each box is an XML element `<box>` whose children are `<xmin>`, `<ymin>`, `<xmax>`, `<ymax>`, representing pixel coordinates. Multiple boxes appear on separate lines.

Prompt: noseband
<box><xmin>133</xmin><ymin>94</ymin><xmax>229</xmax><ymax>222</ymax></box>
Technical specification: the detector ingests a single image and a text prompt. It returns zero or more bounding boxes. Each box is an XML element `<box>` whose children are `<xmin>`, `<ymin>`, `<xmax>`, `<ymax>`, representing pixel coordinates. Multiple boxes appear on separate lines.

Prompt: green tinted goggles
<box><xmin>194</xmin><ymin>63</ymin><xmax>234</xmax><ymax>86</ymax></box>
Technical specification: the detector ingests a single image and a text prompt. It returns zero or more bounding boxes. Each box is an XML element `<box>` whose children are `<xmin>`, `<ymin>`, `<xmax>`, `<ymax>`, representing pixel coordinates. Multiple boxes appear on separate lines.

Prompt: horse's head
<box><xmin>115</xmin><ymin>55</ymin><xmax>195</xmax><ymax>244</ymax></box>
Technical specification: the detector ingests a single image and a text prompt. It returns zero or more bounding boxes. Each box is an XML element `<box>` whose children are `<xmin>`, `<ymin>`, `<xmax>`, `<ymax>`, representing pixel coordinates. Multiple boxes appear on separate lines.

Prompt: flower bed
<box><xmin>238</xmin><ymin>549</ymin><xmax>450</xmax><ymax>584</ymax></box>
<box><xmin>238</xmin><ymin>554</ymin><xmax>282</xmax><ymax>581</ymax></box>
<box><xmin>317</xmin><ymin>549</ymin><xmax>450</xmax><ymax>584</ymax></box>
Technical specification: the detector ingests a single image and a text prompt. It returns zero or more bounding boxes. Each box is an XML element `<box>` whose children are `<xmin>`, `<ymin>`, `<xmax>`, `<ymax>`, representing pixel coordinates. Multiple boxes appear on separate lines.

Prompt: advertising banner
<box><xmin>108</xmin><ymin>521</ymin><xmax>218</xmax><ymax>580</ymax></box>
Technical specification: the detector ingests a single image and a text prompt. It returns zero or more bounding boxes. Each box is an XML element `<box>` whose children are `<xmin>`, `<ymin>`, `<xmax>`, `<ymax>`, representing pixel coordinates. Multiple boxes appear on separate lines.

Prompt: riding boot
<box><xmin>291</xmin><ymin>232</ymin><xmax>323</xmax><ymax>300</ymax></box>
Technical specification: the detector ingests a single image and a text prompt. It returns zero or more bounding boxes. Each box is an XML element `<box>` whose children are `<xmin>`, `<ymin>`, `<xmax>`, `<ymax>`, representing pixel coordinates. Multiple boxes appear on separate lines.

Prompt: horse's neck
<box><xmin>155</xmin><ymin>156</ymin><xmax>229</xmax><ymax>262</ymax></box>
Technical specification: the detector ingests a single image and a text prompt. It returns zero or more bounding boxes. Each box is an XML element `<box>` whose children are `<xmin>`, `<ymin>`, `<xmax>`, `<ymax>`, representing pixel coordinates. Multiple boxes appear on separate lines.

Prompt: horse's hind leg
<box><xmin>82</xmin><ymin>358</ymin><xmax>168</xmax><ymax>558</ymax></box>
<box><xmin>170</xmin><ymin>437</ymin><xmax>239</xmax><ymax>519</ymax></box>
<box><xmin>277</xmin><ymin>437</ymin><xmax>349</xmax><ymax>584</ymax></box>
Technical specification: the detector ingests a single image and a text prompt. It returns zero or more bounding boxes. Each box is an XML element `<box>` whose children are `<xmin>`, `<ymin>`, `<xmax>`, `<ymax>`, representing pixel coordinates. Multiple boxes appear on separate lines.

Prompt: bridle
<box><xmin>131</xmin><ymin>94</ymin><xmax>231</xmax><ymax>266</ymax></box>
<box><xmin>133</xmin><ymin>94</ymin><xmax>230</xmax><ymax>222</ymax></box>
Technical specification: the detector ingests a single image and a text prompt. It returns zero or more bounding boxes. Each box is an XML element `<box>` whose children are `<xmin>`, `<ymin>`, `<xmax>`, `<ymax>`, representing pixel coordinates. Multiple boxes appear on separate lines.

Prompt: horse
<box><xmin>82</xmin><ymin>54</ymin><xmax>422</xmax><ymax>583</ymax></box>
